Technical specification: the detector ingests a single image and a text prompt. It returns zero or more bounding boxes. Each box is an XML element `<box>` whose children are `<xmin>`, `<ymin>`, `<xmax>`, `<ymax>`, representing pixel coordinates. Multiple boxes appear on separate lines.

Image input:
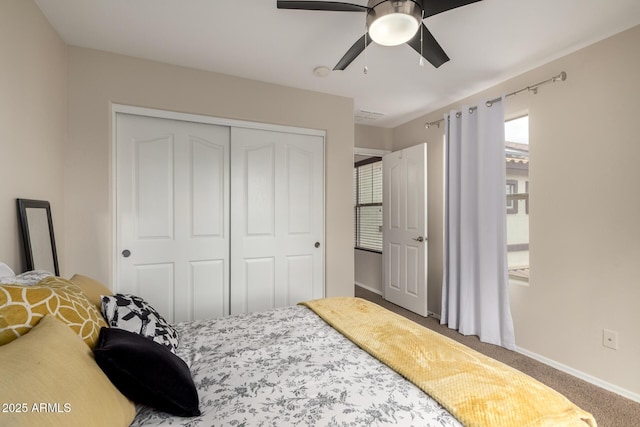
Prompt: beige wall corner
<box><xmin>0</xmin><ymin>0</ymin><xmax>67</xmax><ymax>274</ymax></box>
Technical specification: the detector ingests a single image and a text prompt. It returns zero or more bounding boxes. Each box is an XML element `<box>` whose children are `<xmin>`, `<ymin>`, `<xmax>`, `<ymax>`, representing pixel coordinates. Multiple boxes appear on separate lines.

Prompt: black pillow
<box><xmin>94</xmin><ymin>327</ymin><xmax>200</xmax><ymax>417</ymax></box>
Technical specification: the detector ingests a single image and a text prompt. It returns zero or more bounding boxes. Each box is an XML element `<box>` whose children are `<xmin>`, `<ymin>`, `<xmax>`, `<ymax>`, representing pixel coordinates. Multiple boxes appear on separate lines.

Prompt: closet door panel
<box><xmin>190</xmin><ymin>260</ymin><xmax>225</xmax><ymax>320</ymax></box>
<box><xmin>245</xmin><ymin>145</ymin><xmax>275</xmax><ymax>236</ymax></box>
<box><xmin>191</xmin><ymin>138</ymin><xmax>225</xmax><ymax>237</ymax></box>
<box><xmin>132</xmin><ymin>263</ymin><xmax>175</xmax><ymax>323</ymax></box>
<box><xmin>287</xmin><ymin>146</ymin><xmax>313</xmax><ymax>235</ymax></box>
<box><xmin>116</xmin><ymin>113</ymin><xmax>230</xmax><ymax>322</ymax></box>
<box><xmin>286</xmin><ymin>255</ymin><xmax>314</xmax><ymax>304</ymax></box>
<box><xmin>231</xmin><ymin>127</ymin><xmax>324</xmax><ymax>315</ymax></box>
<box><xmin>244</xmin><ymin>257</ymin><xmax>276</xmax><ymax>313</ymax></box>
<box><xmin>135</xmin><ymin>136</ymin><xmax>174</xmax><ymax>239</ymax></box>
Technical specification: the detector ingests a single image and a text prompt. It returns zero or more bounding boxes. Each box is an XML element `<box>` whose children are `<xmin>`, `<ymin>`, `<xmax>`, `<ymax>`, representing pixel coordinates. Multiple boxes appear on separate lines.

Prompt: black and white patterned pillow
<box><xmin>101</xmin><ymin>294</ymin><xmax>179</xmax><ymax>353</ymax></box>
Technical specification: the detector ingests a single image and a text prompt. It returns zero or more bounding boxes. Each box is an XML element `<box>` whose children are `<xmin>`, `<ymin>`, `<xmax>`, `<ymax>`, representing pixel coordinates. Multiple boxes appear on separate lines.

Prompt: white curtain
<box><xmin>441</xmin><ymin>98</ymin><xmax>516</xmax><ymax>350</ymax></box>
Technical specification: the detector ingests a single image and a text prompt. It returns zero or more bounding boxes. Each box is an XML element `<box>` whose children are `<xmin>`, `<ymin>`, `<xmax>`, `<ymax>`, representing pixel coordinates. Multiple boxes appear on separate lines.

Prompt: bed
<box><xmin>133</xmin><ymin>303</ymin><xmax>461</xmax><ymax>427</ymax></box>
<box><xmin>0</xmin><ymin>269</ymin><xmax>596</xmax><ymax>427</ymax></box>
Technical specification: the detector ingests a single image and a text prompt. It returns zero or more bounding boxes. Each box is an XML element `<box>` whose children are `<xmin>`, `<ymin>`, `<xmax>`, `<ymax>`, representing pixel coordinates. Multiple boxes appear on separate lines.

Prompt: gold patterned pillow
<box><xmin>69</xmin><ymin>273</ymin><xmax>113</xmax><ymax>311</ymax></box>
<box><xmin>0</xmin><ymin>276</ymin><xmax>107</xmax><ymax>348</ymax></box>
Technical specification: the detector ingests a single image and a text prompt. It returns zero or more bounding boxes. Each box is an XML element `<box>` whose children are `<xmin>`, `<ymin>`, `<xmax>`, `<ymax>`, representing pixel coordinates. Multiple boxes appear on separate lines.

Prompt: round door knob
<box><xmin>314</xmin><ymin>242</ymin><xmax>320</xmax><ymax>248</ymax></box>
<box><xmin>122</xmin><ymin>249</ymin><xmax>131</xmax><ymax>258</ymax></box>
<box><xmin>412</xmin><ymin>236</ymin><xmax>424</xmax><ymax>242</ymax></box>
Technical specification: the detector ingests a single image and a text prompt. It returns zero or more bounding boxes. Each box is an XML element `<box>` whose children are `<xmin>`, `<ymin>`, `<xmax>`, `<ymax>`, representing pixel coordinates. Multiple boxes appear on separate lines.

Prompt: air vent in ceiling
<box><xmin>355</xmin><ymin>109</ymin><xmax>385</xmax><ymax>123</ymax></box>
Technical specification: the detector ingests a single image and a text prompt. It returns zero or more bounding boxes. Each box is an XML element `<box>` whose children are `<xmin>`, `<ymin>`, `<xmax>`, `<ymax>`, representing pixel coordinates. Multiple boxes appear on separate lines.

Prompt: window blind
<box><xmin>354</xmin><ymin>158</ymin><xmax>383</xmax><ymax>252</ymax></box>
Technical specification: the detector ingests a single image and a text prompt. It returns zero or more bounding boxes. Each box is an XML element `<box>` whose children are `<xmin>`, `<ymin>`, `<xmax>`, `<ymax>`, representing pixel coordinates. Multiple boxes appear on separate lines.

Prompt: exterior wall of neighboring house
<box><xmin>506</xmin><ymin>146</ymin><xmax>530</xmax><ymax>277</ymax></box>
<box><xmin>391</xmin><ymin>24</ymin><xmax>640</xmax><ymax>397</ymax></box>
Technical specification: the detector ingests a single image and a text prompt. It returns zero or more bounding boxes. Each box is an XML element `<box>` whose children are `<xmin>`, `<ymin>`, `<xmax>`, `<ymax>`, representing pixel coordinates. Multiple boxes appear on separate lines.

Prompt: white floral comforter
<box><xmin>131</xmin><ymin>305</ymin><xmax>462</xmax><ymax>427</ymax></box>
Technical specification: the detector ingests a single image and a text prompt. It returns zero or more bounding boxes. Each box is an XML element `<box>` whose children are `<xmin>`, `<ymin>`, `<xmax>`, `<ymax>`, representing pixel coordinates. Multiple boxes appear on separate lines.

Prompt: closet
<box><xmin>114</xmin><ymin>110</ymin><xmax>324</xmax><ymax>322</ymax></box>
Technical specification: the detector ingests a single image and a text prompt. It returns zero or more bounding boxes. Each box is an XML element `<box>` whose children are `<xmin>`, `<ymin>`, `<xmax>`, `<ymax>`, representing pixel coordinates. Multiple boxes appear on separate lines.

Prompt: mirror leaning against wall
<box><xmin>16</xmin><ymin>199</ymin><xmax>59</xmax><ymax>276</ymax></box>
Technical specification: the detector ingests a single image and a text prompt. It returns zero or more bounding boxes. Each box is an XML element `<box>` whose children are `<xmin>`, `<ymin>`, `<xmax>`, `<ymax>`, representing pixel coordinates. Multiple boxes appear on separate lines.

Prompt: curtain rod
<box><xmin>424</xmin><ymin>71</ymin><xmax>567</xmax><ymax>129</ymax></box>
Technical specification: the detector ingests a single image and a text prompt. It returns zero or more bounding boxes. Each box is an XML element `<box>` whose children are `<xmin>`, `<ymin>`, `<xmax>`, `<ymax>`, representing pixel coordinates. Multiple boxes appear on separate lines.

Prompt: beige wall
<box><xmin>355</xmin><ymin>124</ymin><xmax>393</xmax><ymax>152</ymax></box>
<box><xmin>354</xmin><ymin>250</ymin><xmax>383</xmax><ymax>294</ymax></box>
<box><xmin>393</xmin><ymin>25</ymin><xmax>640</xmax><ymax>395</ymax></box>
<box><xmin>0</xmin><ymin>0</ymin><xmax>67</xmax><ymax>273</ymax></box>
<box><xmin>65</xmin><ymin>47</ymin><xmax>355</xmax><ymax>298</ymax></box>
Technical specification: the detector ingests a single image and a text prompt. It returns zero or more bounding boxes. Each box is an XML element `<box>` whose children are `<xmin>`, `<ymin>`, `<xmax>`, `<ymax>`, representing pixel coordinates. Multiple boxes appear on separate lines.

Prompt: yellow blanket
<box><xmin>301</xmin><ymin>297</ymin><xmax>596</xmax><ymax>427</ymax></box>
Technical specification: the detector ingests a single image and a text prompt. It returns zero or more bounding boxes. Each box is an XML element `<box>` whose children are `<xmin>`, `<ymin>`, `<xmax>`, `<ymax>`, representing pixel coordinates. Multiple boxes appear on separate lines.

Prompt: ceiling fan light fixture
<box><xmin>367</xmin><ymin>0</ymin><xmax>421</xmax><ymax>47</ymax></box>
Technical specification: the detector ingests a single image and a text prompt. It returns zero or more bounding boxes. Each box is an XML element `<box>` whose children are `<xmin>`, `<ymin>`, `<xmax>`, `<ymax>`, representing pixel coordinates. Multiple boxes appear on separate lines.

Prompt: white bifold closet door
<box><xmin>115</xmin><ymin>113</ymin><xmax>324</xmax><ymax>323</ymax></box>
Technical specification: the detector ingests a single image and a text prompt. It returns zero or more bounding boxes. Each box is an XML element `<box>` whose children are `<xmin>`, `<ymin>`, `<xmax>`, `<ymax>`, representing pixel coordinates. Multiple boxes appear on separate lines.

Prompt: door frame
<box><xmin>111</xmin><ymin>103</ymin><xmax>326</xmax><ymax>298</ymax></box>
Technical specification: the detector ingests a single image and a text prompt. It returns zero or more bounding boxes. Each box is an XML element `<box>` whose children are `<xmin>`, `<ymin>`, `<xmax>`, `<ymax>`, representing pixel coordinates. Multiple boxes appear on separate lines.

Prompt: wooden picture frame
<box><xmin>16</xmin><ymin>198</ymin><xmax>59</xmax><ymax>276</ymax></box>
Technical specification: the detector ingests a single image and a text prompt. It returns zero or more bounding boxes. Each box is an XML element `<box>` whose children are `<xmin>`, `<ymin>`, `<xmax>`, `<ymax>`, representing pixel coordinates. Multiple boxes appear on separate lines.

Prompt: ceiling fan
<box><xmin>277</xmin><ymin>0</ymin><xmax>483</xmax><ymax>70</ymax></box>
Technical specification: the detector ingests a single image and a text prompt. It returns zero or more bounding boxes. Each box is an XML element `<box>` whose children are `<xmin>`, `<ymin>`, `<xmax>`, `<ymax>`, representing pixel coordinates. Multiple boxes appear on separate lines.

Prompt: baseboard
<box><xmin>354</xmin><ymin>282</ymin><xmax>383</xmax><ymax>296</ymax></box>
<box><xmin>516</xmin><ymin>346</ymin><xmax>640</xmax><ymax>403</ymax></box>
<box><xmin>428</xmin><ymin>311</ymin><xmax>441</xmax><ymax>320</ymax></box>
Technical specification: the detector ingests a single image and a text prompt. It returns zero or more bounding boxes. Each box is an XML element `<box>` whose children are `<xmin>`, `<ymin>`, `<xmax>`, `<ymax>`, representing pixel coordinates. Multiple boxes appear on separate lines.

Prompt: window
<box><xmin>505</xmin><ymin>116</ymin><xmax>529</xmax><ymax>282</ymax></box>
<box><xmin>354</xmin><ymin>157</ymin><xmax>383</xmax><ymax>252</ymax></box>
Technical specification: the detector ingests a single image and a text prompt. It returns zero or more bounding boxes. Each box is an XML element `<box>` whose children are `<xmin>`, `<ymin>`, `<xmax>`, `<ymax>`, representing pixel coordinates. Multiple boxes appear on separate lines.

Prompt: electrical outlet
<box><xmin>603</xmin><ymin>329</ymin><xmax>618</xmax><ymax>350</ymax></box>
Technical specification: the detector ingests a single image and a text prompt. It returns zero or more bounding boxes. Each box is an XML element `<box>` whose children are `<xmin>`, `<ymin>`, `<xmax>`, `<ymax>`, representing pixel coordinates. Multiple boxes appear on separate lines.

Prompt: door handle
<box><xmin>122</xmin><ymin>249</ymin><xmax>131</xmax><ymax>258</ymax></box>
<box><xmin>412</xmin><ymin>236</ymin><xmax>424</xmax><ymax>242</ymax></box>
<box><xmin>314</xmin><ymin>242</ymin><xmax>320</xmax><ymax>248</ymax></box>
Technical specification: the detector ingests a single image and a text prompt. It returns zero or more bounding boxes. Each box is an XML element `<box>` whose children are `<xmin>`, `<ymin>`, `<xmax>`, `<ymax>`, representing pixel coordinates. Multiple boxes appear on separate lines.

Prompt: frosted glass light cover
<box><xmin>369</xmin><ymin>13</ymin><xmax>419</xmax><ymax>46</ymax></box>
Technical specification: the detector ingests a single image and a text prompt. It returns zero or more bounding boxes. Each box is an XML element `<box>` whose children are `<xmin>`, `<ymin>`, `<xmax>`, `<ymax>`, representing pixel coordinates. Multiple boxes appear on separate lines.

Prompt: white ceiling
<box><xmin>35</xmin><ymin>0</ymin><xmax>640</xmax><ymax>128</ymax></box>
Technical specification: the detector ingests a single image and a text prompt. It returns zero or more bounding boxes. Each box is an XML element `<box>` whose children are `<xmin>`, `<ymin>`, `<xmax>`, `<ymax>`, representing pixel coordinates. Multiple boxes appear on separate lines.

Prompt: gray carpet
<box><xmin>355</xmin><ymin>285</ymin><xmax>640</xmax><ymax>427</ymax></box>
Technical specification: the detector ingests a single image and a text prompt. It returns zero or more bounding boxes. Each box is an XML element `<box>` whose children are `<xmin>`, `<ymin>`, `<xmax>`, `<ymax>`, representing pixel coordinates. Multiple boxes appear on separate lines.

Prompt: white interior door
<box><xmin>230</xmin><ymin>127</ymin><xmax>324</xmax><ymax>315</ymax></box>
<box><xmin>116</xmin><ymin>113</ymin><xmax>230</xmax><ymax>322</ymax></box>
<box><xmin>383</xmin><ymin>143</ymin><xmax>428</xmax><ymax>316</ymax></box>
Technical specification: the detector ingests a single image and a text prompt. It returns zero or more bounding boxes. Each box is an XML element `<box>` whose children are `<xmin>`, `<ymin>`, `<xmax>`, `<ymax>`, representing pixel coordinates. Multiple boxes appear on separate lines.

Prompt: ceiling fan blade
<box><xmin>418</xmin><ymin>0</ymin><xmax>483</xmax><ymax>18</ymax></box>
<box><xmin>277</xmin><ymin>1</ymin><xmax>369</xmax><ymax>12</ymax></box>
<box><xmin>406</xmin><ymin>23</ymin><xmax>449</xmax><ymax>68</ymax></box>
<box><xmin>333</xmin><ymin>33</ymin><xmax>373</xmax><ymax>70</ymax></box>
